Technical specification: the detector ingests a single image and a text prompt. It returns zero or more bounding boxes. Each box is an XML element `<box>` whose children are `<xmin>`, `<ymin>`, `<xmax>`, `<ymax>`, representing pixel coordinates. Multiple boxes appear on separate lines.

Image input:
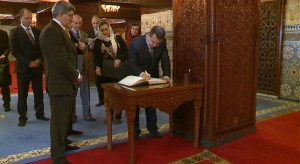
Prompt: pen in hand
<box><xmin>143</xmin><ymin>70</ymin><xmax>151</xmax><ymax>80</ymax></box>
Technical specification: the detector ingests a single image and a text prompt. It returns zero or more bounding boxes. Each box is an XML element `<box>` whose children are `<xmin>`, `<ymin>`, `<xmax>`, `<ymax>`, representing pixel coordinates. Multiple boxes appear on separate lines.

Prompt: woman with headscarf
<box><xmin>93</xmin><ymin>21</ymin><xmax>128</xmax><ymax>124</ymax></box>
<box><xmin>126</xmin><ymin>23</ymin><xmax>141</xmax><ymax>47</ymax></box>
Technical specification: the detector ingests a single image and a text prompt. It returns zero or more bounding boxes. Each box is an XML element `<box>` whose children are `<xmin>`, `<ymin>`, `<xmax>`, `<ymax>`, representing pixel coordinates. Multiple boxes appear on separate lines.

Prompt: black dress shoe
<box><xmin>4</xmin><ymin>107</ymin><xmax>11</xmax><ymax>112</ymax></box>
<box><xmin>18</xmin><ymin>118</ymin><xmax>28</xmax><ymax>127</ymax></box>
<box><xmin>134</xmin><ymin>129</ymin><xmax>142</xmax><ymax>140</ymax></box>
<box><xmin>37</xmin><ymin>116</ymin><xmax>50</xmax><ymax>121</ymax></box>
<box><xmin>68</xmin><ymin>130</ymin><xmax>83</xmax><ymax>136</ymax></box>
<box><xmin>134</xmin><ymin>133</ymin><xmax>140</xmax><ymax>140</ymax></box>
<box><xmin>84</xmin><ymin>117</ymin><xmax>96</xmax><ymax>122</ymax></box>
<box><xmin>18</xmin><ymin>120</ymin><xmax>26</xmax><ymax>127</ymax></box>
<box><xmin>66</xmin><ymin>139</ymin><xmax>72</xmax><ymax>144</ymax></box>
<box><xmin>147</xmin><ymin>132</ymin><xmax>163</xmax><ymax>139</ymax></box>
<box><xmin>95</xmin><ymin>100</ymin><xmax>104</xmax><ymax>107</ymax></box>
<box><xmin>65</xmin><ymin>145</ymin><xmax>79</xmax><ymax>151</ymax></box>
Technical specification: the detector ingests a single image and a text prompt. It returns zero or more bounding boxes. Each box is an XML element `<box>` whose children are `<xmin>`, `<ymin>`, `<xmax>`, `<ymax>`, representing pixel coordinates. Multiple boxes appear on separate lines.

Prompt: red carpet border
<box><xmin>31</xmin><ymin>111</ymin><xmax>300</xmax><ymax>164</ymax></box>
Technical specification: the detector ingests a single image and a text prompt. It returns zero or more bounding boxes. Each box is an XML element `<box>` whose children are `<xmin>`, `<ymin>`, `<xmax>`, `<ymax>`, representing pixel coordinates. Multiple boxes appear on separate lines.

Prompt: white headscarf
<box><xmin>97</xmin><ymin>22</ymin><xmax>118</xmax><ymax>55</ymax></box>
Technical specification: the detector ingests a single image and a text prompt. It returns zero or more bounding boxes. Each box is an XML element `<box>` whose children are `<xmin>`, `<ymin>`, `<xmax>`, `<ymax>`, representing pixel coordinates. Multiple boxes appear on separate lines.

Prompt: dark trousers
<box><xmin>0</xmin><ymin>83</ymin><xmax>10</xmax><ymax>108</ymax></box>
<box><xmin>96</xmin><ymin>75</ymin><xmax>122</xmax><ymax>119</ymax></box>
<box><xmin>69</xmin><ymin>85</ymin><xmax>79</xmax><ymax>132</ymax></box>
<box><xmin>17</xmin><ymin>72</ymin><xmax>44</xmax><ymax>120</ymax></box>
<box><xmin>94</xmin><ymin>73</ymin><xmax>102</xmax><ymax>102</ymax></box>
<box><xmin>50</xmin><ymin>94</ymin><xmax>73</xmax><ymax>164</ymax></box>
<box><xmin>134</xmin><ymin>106</ymin><xmax>158</xmax><ymax>134</ymax></box>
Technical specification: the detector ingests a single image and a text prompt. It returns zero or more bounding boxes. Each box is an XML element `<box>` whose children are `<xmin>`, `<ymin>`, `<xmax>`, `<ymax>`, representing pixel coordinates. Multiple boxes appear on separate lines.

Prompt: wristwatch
<box><xmin>95</xmin><ymin>66</ymin><xmax>99</xmax><ymax>69</ymax></box>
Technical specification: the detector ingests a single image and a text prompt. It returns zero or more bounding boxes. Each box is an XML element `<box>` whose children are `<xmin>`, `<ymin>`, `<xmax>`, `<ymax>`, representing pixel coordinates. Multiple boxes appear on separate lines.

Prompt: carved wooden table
<box><xmin>102</xmin><ymin>82</ymin><xmax>204</xmax><ymax>164</ymax></box>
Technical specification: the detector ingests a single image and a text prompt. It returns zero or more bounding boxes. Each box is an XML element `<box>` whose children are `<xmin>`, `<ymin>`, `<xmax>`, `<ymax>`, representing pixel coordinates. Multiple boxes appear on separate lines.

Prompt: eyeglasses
<box><xmin>63</xmin><ymin>12</ymin><xmax>74</xmax><ymax>18</ymax></box>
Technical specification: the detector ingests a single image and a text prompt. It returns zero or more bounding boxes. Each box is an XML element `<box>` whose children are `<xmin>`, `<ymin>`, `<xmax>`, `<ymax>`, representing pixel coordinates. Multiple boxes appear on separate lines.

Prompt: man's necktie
<box><xmin>76</xmin><ymin>31</ymin><xmax>80</xmax><ymax>39</ymax></box>
<box><xmin>26</xmin><ymin>28</ymin><xmax>35</xmax><ymax>45</ymax></box>
<box><xmin>94</xmin><ymin>29</ymin><xmax>98</xmax><ymax>36</ymax></box>
<box><xmin>149</xmin><ymin>48</ymin><xmax>153</xmax><ymax>58</ymax></box>
<box><xmin>65</xmin><ymin>28</ymin><xmax>71</xmax><ymax>39</ymax></box>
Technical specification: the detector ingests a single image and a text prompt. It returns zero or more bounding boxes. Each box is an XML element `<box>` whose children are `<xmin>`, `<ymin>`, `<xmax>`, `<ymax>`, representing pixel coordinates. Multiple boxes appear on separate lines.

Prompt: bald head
<box><xmin>72</xmin><ymin>14</ymin><xmax>82</xmax><ymax>32</ymax></box>
<box><xmin>91</xmin><ymin>15</ymin><xmax>100</xmax><ymax>29</ymax></box>
<box><xmin>19</xmin><ymin>8</ymin><xmax>32</xmax><ymax>27</ymax></box>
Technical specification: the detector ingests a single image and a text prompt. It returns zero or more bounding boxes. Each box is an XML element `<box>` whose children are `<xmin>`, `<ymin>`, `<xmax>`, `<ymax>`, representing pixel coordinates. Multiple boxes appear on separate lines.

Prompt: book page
<box><xmin>118</xmin><ymin>75</ymin><xmax>147</xmax><ymax>86</ymax></box>
<box><xmin>148</xmin><ymin>78</ymin><xmax>167</xmax><ymax>85</ymax></box>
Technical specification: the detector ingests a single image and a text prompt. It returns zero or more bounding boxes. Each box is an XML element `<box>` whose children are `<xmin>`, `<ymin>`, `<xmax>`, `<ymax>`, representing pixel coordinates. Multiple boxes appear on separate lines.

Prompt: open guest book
<box><xmin>118</xmin><ymin>75</ymin><xmax>167</xmax><ymax>87</ymax></box>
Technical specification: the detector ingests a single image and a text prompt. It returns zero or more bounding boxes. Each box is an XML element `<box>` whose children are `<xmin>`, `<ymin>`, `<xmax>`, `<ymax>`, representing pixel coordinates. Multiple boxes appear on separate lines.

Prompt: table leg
<box><xmin>193</xmin><ymin>98</ymin><xmax>201</xmax><ymax>148</ymax></box>
<box><xmin>106</xmin><ymin>106</ymin><xmax>113</xmax><ymax>151</ymax></box>
<box><xmin>169</xmin><ymin>111</ymin><xmax>174</xmax><ymax>137</ymax></box>
<box><xmin>127</xmin><ymin>109</ymin><xmax>136</xmax><ymax>164</ymax></box>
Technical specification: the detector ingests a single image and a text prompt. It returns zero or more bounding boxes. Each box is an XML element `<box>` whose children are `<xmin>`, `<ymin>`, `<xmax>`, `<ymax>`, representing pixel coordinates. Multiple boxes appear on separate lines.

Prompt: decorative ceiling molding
<box><xmin>0</xmin><ymin>0</ymin><xmax>39</xmax><ymax>3</ymax></box>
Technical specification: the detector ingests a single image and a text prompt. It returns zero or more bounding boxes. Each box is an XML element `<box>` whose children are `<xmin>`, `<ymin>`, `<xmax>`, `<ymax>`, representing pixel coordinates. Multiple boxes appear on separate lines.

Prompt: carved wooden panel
<box><xmin>216</xmin><ymin>0</ymin><xmax>258</xmax><ymax>134</ymax></box>
<box><xmin>73</xmin><ymin>2</ymin><xmax>99</xmax><ymax>13</ymax></box>
<box><xmin>258</xmin><ymin>0</ymin><xmax>283</xmax><ymax>95</ymax></box>
<box><xmin>172</xmin><ymin>0</ymin><xmax>206</xmax><ymax>140</ymax></box>
<box><xmin>173</xmin><ymin>0</ymin><xmax>258</xmax><ymax>147</ymax></box>
<box><xmin>0</xmin><ymin>2</ymin><xmax>38</xmax><ymax>14</ymax></box>
<box><xmin>173</xmin><ymin>0</ymin><xmax>206</xmax><ymax>83</ymax></box>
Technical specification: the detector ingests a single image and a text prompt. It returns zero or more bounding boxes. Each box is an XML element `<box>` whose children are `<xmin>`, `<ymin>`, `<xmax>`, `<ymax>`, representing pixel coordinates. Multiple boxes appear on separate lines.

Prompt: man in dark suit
<box><xmin>40</xmin><ymin>1</ymin><xmax>82</xmax><ymax>164</ymax></box>
<box><xmin>87</xmin><ymin>15</ymin><xmax>103</xmax><ymax>107</ymax></box>
<box><xmin>9</xmin><ymin>8</ymin><xmax>49</xmax><ymax>127</ymax></box>
<box><xmin>128</xmin><ymin>26</ymin><xmax>171</xmax><ymax>140</ymax></box>
<box><xmin>0</xmin><ymin>29</ymin><xmax>12</xmax><ymax>112</ymax></box>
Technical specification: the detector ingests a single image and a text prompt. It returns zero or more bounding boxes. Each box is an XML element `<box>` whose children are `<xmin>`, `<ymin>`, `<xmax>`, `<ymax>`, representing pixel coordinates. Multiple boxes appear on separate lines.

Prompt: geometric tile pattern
<box><xmin>167</xmin><ymin>149</ymin><xmax>232</xmax><ymax>164</ymax></box>
<box><xmin>284</xmin><ymin>0</ymin><xmax>300</xmax><ymax>25</ymax></box>
<box><xmin>280</xmin><ymin>40</ymin><xmax>300</xmax><ymax>101</ymax></box>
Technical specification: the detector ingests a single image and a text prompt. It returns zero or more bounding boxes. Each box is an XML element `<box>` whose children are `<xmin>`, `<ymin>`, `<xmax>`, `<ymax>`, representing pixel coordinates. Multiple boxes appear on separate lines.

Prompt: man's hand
<box><xmin>114</xmin><ymin>59</ymin><xmax>121</xmax><ymax>68</ymax></box>
<box><xmin>0</xmin><ymin>55</ymin><xmax>5</xmax><ymax>61</ymax></box>
<box><xmin>74</xmin><ymin>74</ymin><xmax>82</xmax><ymax>84</ymax></box>
<box><xmin>142</xmin><ymin>71</ymin><xmax>151</xmax><ymax>80</ymax></box>
<box><xmin>78</xmin><ymin>42</ymin><xmax>86</xmax><ymax>51</ymax></box>
<box><xmin>29</xmin><ymin>61</ymin><xmax>38</xmax><ymax>68</ymax></box>
<box><xmin>162</xmin><ymin>76</ymin><xmax>171</xmax><ymax>83</ymax></box>
<box><xmin>95</xmin><ymin>67</ymin><xmax>101</xmax><ymax>76</ymax></box>
<box><xmin>34</xmin><ymin>59</ymin><xmax>42</xmax><ymax>66</ymax></box>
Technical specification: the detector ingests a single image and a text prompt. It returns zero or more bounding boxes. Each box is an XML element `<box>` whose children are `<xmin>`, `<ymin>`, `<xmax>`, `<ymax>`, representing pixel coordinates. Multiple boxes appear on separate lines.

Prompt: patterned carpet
<box><xmin>0</xmin><ymin>93</ymin><xmax>299</xmax><ymax>164</ymax></box>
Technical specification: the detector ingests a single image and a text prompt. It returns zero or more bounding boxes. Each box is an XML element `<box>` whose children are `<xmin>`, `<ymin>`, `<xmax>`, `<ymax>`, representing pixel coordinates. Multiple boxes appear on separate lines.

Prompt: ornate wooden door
<box><xmin>258</xmin><ymin>0</ymin><xmax>284</xmax><ymax>95</ymax></box>
<box><xmin>173</xmin><ymin>0</ymin><xmax>259</xmax><ymax>147</ymax></box>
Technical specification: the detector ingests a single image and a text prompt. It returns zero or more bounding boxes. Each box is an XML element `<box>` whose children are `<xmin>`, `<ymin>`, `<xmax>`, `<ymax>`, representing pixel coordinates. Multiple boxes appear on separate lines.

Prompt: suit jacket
<box><xmin>71</xmin><ymin>30</ymin><xmax>89</xmax><ymax>75</ymax></box>
<box><xmin>128</xmin><ymin>34</ymin><xmax>170</xmax><ymax>78</ymax></box>
<box><xmin>0</xmin><ymin>29</ymin><xmax>10</xmax><ymax>67</ymax></box>
<box><xmin>9</xmin><ymin>25</ymin><xmax>43</xmax><ymax>73</ymax></box>
<box><xmin>87</xmin><ymin>29</ymin><xmax>97</xmax><ymax>39</ymax></box>
<box><xmin>40</xmin><ymin>20</ymin><xmax>79</xmax><ymax>95</ymax></box>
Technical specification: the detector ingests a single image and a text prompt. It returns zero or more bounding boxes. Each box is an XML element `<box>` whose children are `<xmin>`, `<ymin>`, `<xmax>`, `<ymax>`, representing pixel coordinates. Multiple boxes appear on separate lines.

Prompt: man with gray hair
<box><xmin>40</xmin><ymin>1</ymin><xmax>82</xmax><ymax>163</ymax></box>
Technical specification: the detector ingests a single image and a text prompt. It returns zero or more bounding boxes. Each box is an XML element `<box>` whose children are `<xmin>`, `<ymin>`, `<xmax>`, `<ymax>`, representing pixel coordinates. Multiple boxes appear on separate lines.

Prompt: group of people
<box><xmin>1</xmin><ymin>0</ymin><xmax>171</xmax><ymax>163</ymax></box>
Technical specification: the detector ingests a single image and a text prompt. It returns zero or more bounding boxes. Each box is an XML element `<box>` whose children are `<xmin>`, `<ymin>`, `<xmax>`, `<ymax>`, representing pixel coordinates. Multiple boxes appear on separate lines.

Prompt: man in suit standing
<box><xmin>0</xmin><ymin>29</ymin><xmax>12</xmax><ymax>112</ymax></box>
<box><xmin>40</xmin><ymin>1</ymin><xmax>82</xmax><ymax>163</ymax></box>
<box><xmin>87</xmin><ymin>15</ymin><xmax>103</xmax><ymax>107</ymax></box>
<box><xmin>128</xmin><ymin>26</ymin><xmax>171</xmax><ymax>140</ymax></box>
<box><xmin>9</xmin><ymin>8</ymin><xmax>49</xmax><ymax>127</ymax></box>
<box><xmin>71</xmin><ymin>14</ymin><xmax>96</xmax><ymax>122</ymax></box>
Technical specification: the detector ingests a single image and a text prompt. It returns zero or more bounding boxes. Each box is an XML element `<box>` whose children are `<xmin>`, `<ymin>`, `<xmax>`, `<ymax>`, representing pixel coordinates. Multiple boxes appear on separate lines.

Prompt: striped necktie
<box><xmin>26</xmin><ymin>28</ymin><xmax>35</xmax><ymax>45</ymax></box>
<box><xmin>76</xmin><ymin>31</ymin><xmax>80</xmax><ymax>39</ymax></box>
<box><xmin>149</xmin><ymin>48</ymin><xmax>153</xmax><ymax>58</ymax></box>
